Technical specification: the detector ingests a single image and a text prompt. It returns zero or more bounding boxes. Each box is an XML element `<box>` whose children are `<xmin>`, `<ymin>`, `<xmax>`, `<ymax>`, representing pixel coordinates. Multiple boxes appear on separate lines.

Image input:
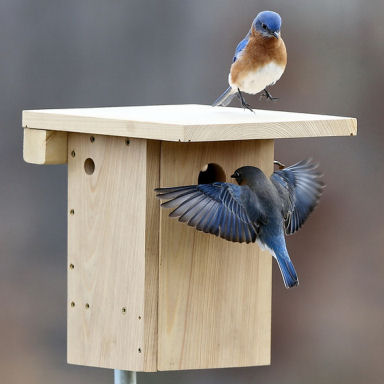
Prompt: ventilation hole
<box><xmin>69</xmin><ymin>263</ymin><xmax>74</xmax><ymax>270</ymax></box>
<box><xmin>90</xmin><ymin>136</ymin><xmax>95</xmax><ymax>143</ymax></box>
<box><xmin>84</xmin><ymin>158</ymin><xmax>95</xmax><ymax>175</ymax></box>
<box><xmin>198</xmin><ymin>163</ymin><xmax>226</xmax><ymax>184</ymax></box>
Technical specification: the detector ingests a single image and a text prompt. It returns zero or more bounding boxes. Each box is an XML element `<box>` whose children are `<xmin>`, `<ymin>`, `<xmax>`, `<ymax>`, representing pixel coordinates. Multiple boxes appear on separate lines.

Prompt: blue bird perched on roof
<box><xmin>213</xmin><ymin>11</ymin><xmax>287</xmax><ymax>111</ymax></box>
<box><xmin>155</xmin><ymin>160</ymin><xmax>324</xmax><ymax>289</ymax></box>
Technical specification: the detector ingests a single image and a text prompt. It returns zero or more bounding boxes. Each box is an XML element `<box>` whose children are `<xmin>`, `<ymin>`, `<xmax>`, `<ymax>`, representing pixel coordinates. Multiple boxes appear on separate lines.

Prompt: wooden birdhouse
<box><xmin>22</xmin><ymin>104</ymin><xmax>356</xmax><ymax>372</ymax></box>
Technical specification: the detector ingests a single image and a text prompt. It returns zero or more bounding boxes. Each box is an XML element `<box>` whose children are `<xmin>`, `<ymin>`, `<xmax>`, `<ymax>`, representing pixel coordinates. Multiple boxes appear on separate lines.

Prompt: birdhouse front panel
<box><xmin>158</xmin><ymin>139</ymin><xmax>274</xmax><ymax>370</ymax></box>
<box><xmin>67</xmin><ymin>133</ymin><xmax>160</xmax><ymax>371</ymax></box>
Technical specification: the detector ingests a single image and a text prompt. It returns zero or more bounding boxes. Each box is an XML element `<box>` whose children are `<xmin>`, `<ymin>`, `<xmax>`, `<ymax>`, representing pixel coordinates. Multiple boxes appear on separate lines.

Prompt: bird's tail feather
<box><xmin>213</xmin><ymin>87</ymin><xmax>236</xmax><ymax>107</ymax></box>
<box><xmin>276</xmin><ymin>252</ymin><xmax>298</xmax><ymax>288</ymax></box>
<box><xmin>267</xmin><ymin>236</ymin><xmax>299</xmax><ymax>288</ymax></box>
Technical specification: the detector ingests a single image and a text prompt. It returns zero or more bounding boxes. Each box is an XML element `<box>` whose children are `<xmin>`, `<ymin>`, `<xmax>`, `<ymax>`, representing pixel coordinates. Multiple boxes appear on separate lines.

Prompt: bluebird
<box><xmin>155</xmin><ymin>160</ymin><xmax>324</xmax><ymax>289</ymax></box>
<box><xmin>213</xmin><ymin>10</ymin><xmax>287</xmax><ymax>111</ymax></box>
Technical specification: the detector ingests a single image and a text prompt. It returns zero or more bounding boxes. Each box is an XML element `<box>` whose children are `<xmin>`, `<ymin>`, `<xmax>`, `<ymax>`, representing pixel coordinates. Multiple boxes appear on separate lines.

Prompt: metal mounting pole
<box><xmin>114</xmin><ymin>370</ymin><xmax>137</xmax><ymax>384</ymax></box>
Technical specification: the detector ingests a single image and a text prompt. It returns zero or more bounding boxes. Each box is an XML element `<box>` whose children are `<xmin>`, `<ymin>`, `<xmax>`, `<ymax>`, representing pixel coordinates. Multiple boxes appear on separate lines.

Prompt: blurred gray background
<box><xmin>1</xmin><ymin>0</ymin><xmax>383</xmax><ymax>383</ymax></box>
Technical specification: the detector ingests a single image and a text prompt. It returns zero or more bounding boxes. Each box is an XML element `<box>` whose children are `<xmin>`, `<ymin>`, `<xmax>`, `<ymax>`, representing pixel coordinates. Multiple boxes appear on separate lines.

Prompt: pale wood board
<box><xmin>23</xmin><ymin>104</ymin><xmax>357</xmax><ymax>142</ymax></box>
<box><xmin>158</xmin><ymin>140</ymin><xmax>274</xmax><ymax>370</ymax></box>
<box><xmin>67</xmin><ymin>134</ymin><xmax>159</xmax><ymax>371</ymax></box>
<box><xmin>23</xmin><ymin>128</ymin><xmax>67</xmax><ymax>164</ymax></box>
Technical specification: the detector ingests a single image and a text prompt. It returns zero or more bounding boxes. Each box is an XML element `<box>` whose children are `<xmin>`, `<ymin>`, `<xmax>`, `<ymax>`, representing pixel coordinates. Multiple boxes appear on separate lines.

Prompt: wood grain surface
<box><xmin>67</xmin><ymin>133</ymin><xmax>159</xmax><ymax>371</ymax></box>
<box><xmin>158</xmin><ymin>140</ymin><xmax>274</xmax><ymax>370</ymax></box>
<box><xmin>23</xmin><ymin>104</ymin><xmax>357</xmax><ymax>143</ymax></box>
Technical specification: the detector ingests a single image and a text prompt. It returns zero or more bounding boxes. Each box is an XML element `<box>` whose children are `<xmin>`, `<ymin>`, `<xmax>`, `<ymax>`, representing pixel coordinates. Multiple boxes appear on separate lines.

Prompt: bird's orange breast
<box><xmin>230</xmin><ymin>28</ymin><xmax>287</xmax><ymax>86</ymax></box>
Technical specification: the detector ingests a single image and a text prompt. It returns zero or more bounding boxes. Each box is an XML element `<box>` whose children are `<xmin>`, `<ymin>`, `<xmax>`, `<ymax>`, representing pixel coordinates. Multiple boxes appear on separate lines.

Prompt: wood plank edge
<box><xmin>23</xmin><ymin>128</ymin><xmax>68</xmax><ymax>164</ymax></box>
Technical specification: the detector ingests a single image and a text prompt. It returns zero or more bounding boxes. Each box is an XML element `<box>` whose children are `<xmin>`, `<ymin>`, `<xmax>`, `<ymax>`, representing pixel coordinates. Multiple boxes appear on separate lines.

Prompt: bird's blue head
<box><xmin>253</xmin><ymin>11</ymin><xmax>282</xmax><ymax>39</ymax></box>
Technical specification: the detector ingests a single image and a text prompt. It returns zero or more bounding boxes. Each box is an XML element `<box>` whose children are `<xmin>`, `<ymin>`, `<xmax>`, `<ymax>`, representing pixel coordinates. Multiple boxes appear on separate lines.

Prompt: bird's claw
<box><xmin>274</xmin><ymin>160</ymin><xmax>286</xmax><ymax>169</ymax></box>
<box><xmin>237</xmin><ymin>89</ymin><xmax>254</xmax><ymax>112</ymax></box>
<box><xmin>260</xmin><ymin>89</ymin><xmax>279</xmax><ymax>102</ymax></box>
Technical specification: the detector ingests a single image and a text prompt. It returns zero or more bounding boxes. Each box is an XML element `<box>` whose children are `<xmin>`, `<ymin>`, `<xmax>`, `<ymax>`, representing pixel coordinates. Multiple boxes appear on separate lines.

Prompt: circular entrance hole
<box><xmin>198</xmin><ymin>163</ymin><xmax>226</xmax><ymax>184</ymax></box>
<box><xmin>84</xmin><ymin>158</ymin><xmax>95</xmax><ymax>175</ymax></box>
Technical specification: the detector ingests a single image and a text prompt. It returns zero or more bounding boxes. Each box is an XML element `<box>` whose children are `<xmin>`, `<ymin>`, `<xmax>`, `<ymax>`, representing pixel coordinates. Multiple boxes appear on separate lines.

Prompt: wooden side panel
<box><xmin>143</xmin><ymin>140</ymin><xmax>160</xmax><ymax>371</ymax></box>
<box><xmin>23</xmin><ymin>128</ymin><xmax>67</xmax><ymax>164</ymax></box>
<box><xmin>158</xmin><ymin>140</ymin><xmax>274</xmax><ymax>371</ymax></box>
<box><xmin>67</xmin><ymin>134</ymin><xmax>158</xmax><ymax>371</ymax></box>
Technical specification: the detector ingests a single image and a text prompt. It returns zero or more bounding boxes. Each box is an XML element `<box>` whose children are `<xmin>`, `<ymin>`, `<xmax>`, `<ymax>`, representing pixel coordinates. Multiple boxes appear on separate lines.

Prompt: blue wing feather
<box><xmin>233</xmin><ymin>33</ymin><xmax>250</xmax><ymax>62</ymax></box>
<box><xmin>155</xmin><ymin>182</ymin><xmax>261</xmax><ymax>243</ymax></box>
<box><xmin>271</xmin><ymin>160</ymin><xmax>325</xmax><ymax>234</ymax></box>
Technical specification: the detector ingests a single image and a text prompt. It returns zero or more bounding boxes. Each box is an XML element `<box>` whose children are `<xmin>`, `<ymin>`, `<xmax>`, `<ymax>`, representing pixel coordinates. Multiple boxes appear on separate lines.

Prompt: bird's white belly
<box><xmin>230</xmin><ymin>62</ymin><xmax>285</xmax><ymax>94</ymax></box>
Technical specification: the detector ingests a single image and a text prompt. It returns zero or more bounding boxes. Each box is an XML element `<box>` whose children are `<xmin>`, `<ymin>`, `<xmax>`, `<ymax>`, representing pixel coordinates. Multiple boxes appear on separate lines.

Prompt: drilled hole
<box><xmin>71</xmin><ymin>150</ymin><xmax>76</xmax><ymax>158</ymax></box>
<box><xmin>84</xmin><ymin>158</ymin><xmax>95</xmax><ymax>175</ymax></box>
<box><xmin>85</xmin><ymin>303</ymin><xmax>90</xmax><ymax>309</ymax></box>
<box><xmin>69</xmin><ymin>209</ymin><xmax>75</xmax><ymax>215</ymax></box>
<box><xmin>125</xmin><ymin>138</ymin><xmax>130</xmax><ymax>146</ymax></box>
<box><xmin>138</xmin><ymin>348</ymin><xmax>142</xmax><ymax>353</ymax></box>
<box><xmin>90</xmin><ymin>136</ymin><xmax>95</xmax><ymax>143</ymax></box>
<box><xmin>122</xmin><ymin>307</ymin><xmax>127</xmax><ymax>314</ymax></box>
<box><xmin>69</xmin><ymin>263</ymin><xmax>74</xmax><ymax>270</ymax></box>
<box><xmin>70</xmin><ymin>302</ymin><xmax>75</xmax><ymax>307</ymax></box>
<box><xmin>198</xmin><ymin>163</ymin><xmax>226</xmax><ymax>184</ymax></box>
<box><xmin>138</xmin><ymin>315</ymin><xmax>142</xmax><ymax>320</ymax></box>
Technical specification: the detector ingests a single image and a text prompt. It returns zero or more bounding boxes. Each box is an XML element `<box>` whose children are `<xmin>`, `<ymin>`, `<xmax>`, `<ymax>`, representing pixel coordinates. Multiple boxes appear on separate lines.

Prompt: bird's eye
<box><xmin>262</xmin><ymin>23</ymin><xmax>267</xmax><ymax>30</ymax></box>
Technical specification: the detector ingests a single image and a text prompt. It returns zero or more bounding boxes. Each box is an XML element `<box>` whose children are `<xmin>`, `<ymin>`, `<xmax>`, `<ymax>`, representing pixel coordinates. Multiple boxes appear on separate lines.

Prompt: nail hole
<box><xmin>69</xmin><ymin>263</ymin><xmax>74</xmax><ymax>270</ymax></box>
<box><xmin>198</xmin><ymin>163</ymin><xmax>226</xmax><ymax>184</ymax></box>
<box><xmin>84</xmin><ymin>158</ymin><xmax>95</xmax><ymax>175</ymax></box>
<box><xmin>90</xmin><ymin>136</ymin><xmax>95</xmax><ymax>143</ymax></box>
<box><xmin>85</xmin><ymin>303</ymin><xmax>90</xmax><ymax>309</ymax></box>
<box><xmin>71</xmin><ymin>150</ymin><xmax>76</xmax><ymax>158</ymax></box>
<box><xmin>138</xmin><ymin>348</ymin><xmax>142</xmax><ymax>353</ymax></box>
<box><xmin>122</xmin><ymin>307</ymin><xmax>127</xmax><ymax>314</ymax></box>
<box><xmin>125</xmin><ymin>138</ymin><xmax>130</xmax><ymax>146</ymax></box>
<box><xmin>70</xmin><ymin>302</ymin><xmax>75</xmax><ymax>307</ymax></box>
<box><xmin>70</xmin><ymin>209</ymin><xmax>75</xmax><ymax>215</ymax></box>
<box><xmin>138</xmin><ymin>316</ymin><xmax>142</xmax><ymax>320</ymax></box>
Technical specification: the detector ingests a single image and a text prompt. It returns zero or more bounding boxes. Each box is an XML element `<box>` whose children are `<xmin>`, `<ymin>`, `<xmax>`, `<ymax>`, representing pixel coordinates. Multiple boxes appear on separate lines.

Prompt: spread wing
<box><xmin>233</xmin><ymin>33</ymin><xmax>250</xmax><ymax>62</ymax></box>
<box><xmin>271</xmin><ymin>160</ymin><xmax>325</xmax><ymax>235</ymax></box>
<box><xmin>155</xmin><ymin>182</ymin><xmax>264</xmax><ymax>243</ymax></box>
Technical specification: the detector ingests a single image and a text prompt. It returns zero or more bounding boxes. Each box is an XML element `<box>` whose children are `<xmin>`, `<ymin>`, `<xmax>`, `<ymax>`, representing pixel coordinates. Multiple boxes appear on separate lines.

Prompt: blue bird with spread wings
<box><xmin>155</xmin><ymin>160</ymin><xmax>324</xmax><ymax>288</ymax></box>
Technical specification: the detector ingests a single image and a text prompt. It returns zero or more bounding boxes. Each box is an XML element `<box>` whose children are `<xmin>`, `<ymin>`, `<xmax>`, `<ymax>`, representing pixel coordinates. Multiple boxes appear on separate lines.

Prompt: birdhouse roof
<box><xmin>23</xmin><ymin>104</ymin><xmax>356</xmax><ymax>142</ymax></box>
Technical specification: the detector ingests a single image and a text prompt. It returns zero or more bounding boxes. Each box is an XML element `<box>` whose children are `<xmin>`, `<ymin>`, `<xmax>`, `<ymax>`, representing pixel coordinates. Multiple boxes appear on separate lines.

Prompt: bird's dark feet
<box><xmin>274</xmin><ymin>160</ymin><xmax>286</xmax><ymax>169</ymax></box>
<box><xmin>237</xmin><ymin>89</ymin><xmax>254</xmax><ymax>112</ymax></box>
<box><xmin>260</xmin><ymin>88</ymin><xmax>279</xmax><ymax>101</ymax></box>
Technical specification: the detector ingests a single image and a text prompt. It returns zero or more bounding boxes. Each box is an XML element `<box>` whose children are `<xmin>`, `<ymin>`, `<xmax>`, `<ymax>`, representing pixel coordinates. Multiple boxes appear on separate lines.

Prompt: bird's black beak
<box><xmin>273</xmin><ymin>31</ymin><xmax>280</xmax><ymax>39</ymax></box>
